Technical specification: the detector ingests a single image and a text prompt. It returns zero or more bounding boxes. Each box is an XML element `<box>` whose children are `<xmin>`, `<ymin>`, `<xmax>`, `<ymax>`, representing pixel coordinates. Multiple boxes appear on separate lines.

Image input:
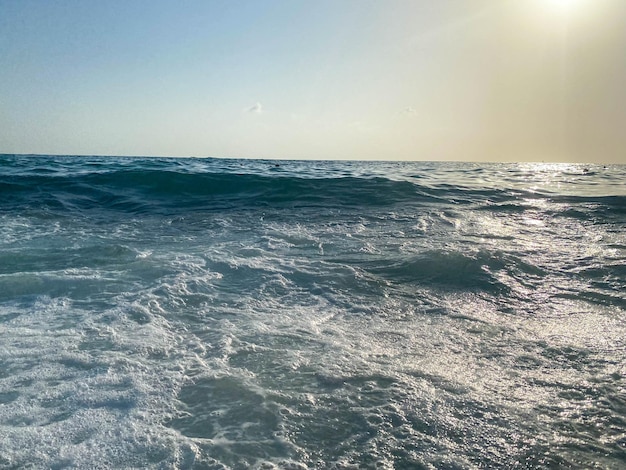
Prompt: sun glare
<box><xmin>550</xmin><ymin>0</ymin><xmax>576</xmax><ymax>7</ymax></box>
<box><xmin>546</xmin><ymin>0</ymin><xmax>585</xmax><ymax>13</ymax></box>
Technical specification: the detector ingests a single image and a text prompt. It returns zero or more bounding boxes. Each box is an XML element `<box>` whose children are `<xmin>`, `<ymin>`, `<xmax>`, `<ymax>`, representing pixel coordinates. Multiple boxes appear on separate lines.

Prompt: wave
<box><xmin>354</xmin><ymin>249</ymin><xmax>550</xmax><ymax>296</ymax></box>
<box><xmin>2</xmin><ymin>157</ymin><xmax>624</xmax><ymax>216</ymax></box>
<box><xmin>0</xmin><ymin>169</ymin><xmax>468</xmax><ymax>214</ymax></box>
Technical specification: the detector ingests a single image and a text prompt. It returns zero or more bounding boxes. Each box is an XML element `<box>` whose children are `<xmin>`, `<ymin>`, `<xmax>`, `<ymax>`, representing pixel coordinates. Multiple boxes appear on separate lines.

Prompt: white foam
<box><xmin>0</xmin><ymin>292</ymin><xmax>207</xmax><ymax>468</ymax></box>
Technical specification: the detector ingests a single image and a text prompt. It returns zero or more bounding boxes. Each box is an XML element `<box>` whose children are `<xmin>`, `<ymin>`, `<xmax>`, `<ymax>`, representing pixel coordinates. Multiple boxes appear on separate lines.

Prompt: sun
<box><xmin>537</xmin><ymin>0</ymin><xmax>590</xmax><ymax>19</ymax></box>
<box><xmin>546</xmin><ymin>0</ymin><xmax>584</xmax><ymax>11</ymax></box>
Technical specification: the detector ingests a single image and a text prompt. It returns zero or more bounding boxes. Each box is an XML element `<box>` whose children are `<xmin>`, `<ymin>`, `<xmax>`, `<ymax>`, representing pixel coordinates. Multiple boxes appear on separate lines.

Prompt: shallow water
<box><xmin>0</xmin><ymin>155</ymin><xmax>624</xmax><ymax>469</ymax></box>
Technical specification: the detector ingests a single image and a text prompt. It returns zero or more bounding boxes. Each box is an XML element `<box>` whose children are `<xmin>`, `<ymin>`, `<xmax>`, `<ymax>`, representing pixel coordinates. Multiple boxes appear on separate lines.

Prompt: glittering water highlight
<box><xmin>0</xmin><ymin>155</ymin><xmax>624</xmax><ymax>469</ymax></box>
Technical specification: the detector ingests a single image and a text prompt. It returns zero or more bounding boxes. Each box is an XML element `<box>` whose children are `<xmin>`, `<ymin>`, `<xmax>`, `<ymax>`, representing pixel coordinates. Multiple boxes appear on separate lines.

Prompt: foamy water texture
<box><xmin>0</xmin><ymin>155</ymin><xmax>624</xmax><ymax>469</ymax></box>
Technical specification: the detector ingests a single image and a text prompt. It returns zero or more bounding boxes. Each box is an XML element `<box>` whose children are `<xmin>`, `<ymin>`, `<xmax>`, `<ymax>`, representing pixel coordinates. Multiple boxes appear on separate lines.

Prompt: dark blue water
<box><xmin>1</xmin><ymin>155</ymin><xmax>625</xmax><ymax>469</ymax></box>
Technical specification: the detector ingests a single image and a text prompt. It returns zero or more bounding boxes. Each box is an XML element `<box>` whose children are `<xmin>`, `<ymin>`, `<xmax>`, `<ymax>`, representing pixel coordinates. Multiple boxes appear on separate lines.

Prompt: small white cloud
<box><xmin>246</xmin><ymin>102</ymin><xmax>263</xmax><ymax>114</ymax></box>
<box><xmin>400</xmin><ymin>106</ymin><xmax>418</xmax><ymax>117</ymax></box>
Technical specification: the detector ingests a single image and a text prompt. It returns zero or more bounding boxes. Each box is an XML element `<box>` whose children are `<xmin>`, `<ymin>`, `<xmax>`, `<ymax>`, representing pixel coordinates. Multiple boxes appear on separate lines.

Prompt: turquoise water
<box><xmin>0</xmin><ymin>155</ymin><xmax>624</xmax><ymax>469</ymax></box>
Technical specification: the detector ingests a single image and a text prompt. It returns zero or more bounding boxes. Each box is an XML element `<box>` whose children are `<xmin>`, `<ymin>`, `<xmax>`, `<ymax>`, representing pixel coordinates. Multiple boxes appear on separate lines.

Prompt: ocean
<box><xmin>0</xmin><ymin>154</ymin><xmax>624</xmax><ymax>469</ymax></box>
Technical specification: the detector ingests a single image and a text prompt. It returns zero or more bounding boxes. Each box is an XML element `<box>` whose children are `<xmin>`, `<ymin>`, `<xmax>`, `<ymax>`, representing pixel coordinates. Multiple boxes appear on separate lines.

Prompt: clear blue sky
<box><xmin>1</xmin><ymin>0</ymin><xmax>625</xmax><ymax>162</ymax></box>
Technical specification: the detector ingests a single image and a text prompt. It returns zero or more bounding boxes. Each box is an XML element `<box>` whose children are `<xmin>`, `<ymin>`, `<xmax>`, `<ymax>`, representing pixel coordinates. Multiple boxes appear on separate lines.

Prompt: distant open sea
<box><xmin>0</xmin><ymin>154</ymin><xmax>624</xmax><ymax>469</ymax></box>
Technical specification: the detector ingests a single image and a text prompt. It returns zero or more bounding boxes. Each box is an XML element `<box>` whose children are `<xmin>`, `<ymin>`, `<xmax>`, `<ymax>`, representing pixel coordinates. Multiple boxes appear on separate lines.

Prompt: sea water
<box><xmin>0</xmin><ymin>155</ymin><xmax>624</xmax><ymax>469</ymax></box>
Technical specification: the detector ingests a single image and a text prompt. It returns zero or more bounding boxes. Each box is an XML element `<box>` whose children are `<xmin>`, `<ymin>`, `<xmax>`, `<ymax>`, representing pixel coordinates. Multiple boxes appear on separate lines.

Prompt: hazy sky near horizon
<box><xmin>1</xmin><ymin>0</ymin><xmax>625</xmax><ymax>163</ymax></box>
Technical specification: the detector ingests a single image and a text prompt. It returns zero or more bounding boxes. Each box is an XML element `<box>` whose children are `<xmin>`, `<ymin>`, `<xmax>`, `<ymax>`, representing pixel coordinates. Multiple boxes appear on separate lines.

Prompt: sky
<box><xmin>1</xmin><ymin>0</ymin><xmax>625</xmax><ymax>163</ymax></box>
